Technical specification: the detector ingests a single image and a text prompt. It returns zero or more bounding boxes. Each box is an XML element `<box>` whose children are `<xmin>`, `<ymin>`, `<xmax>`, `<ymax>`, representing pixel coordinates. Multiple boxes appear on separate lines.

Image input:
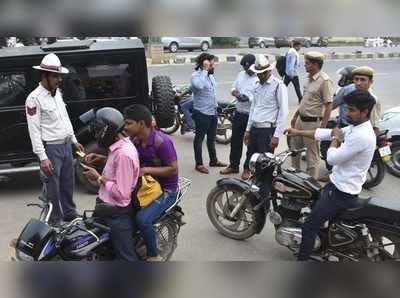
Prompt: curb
<box><xmin>149</xmin><ymin>52</ymin><xmax>400</xmax><ymax>66</ymax></box>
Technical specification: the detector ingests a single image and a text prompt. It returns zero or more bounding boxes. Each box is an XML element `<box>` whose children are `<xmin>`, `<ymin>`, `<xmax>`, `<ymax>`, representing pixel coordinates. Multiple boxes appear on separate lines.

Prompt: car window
<box><xmin>61</xmin><ymin>62</ymin><xmax>137</xmax><ymax>101</ymax></box>
<box><xmin>0</xmin><ymin>72</ymin><xmax>28</xmax><ymax>107</ymax></box>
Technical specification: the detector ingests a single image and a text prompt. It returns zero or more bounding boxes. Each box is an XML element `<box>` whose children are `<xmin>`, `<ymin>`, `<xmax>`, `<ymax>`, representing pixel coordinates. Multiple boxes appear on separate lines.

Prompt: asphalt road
<box><xmin>168</xmin><ymin>45</ymin><xmax>400</xmax><ymax>57</ymax></box>
<box><xmin>1</xmin><ymin>59</ymin><xmax>400</xmax><ymax>261</ymax></box>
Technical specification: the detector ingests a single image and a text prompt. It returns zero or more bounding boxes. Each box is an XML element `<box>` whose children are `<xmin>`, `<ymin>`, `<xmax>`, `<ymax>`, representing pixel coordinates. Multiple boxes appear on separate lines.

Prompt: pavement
<box><xmin>1</xmin><ymin>59</ymin><xmax>400</xmax><ymax>261</ymax></box>
<box><xmin>147</xmin><ymin>46</ymin><xmax>400</xmax><ymax>65</ymax></box>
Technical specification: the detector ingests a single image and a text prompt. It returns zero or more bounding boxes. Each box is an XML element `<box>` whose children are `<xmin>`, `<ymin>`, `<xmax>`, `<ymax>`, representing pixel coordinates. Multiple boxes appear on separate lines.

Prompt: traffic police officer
<box><xmin>25</xmin><ymin>53</ymin><xmax>84</xmax><ymax>225</ymax></box>
<box><xmin>290</xmin><ymin>51</ymin><xmax>333</xmax><ymax>179</ymax></box>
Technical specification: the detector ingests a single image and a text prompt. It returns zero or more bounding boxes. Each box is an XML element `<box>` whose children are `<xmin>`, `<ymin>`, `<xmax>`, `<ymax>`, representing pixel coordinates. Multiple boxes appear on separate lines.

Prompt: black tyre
<box><xmin>160</xmin><ymin>107</ymin><xmax>181</xmax><ymax>135</ymax></box>
<box><xmin>152</xmin><ymin>76</ymin><xmax>176</xmax><ymax>128</ymax></box>
<box><xmin>216</xmin><ymin>113</ymin><xmax>233</xmax><ymax>145</ymax></box>
<box><xmin>75</xmin><ymin>141</ymin><xmax>105</xmax><ymax>194</ymax></box>
<box><xmin>370</xmin><ymin>229</ymin><xmax>400</xmax><ymax>260</ymax></box>
<box><xmin>169</xmin><ymin>42</ymin><xmax>178</xmax><ymax>53</ymax></box>
<box><xmin>206</xmin><ymin>186</ymin><xmax>258</xmax><ymax>240</ymax></box>
<box><xmin>200</xmin><ymin>41</ymin><xmax>210</xmax><ymax>52</ymax></box>
<box><xmin>304</xmin><ymin>40</ymin><xmax>312</xmax><ymax>48</ymax></box>
<box><xmin>260</xmin><ymin>41</ymin><xmax>266</xmax><ymax>48</ymax></box>
<box><xmin>363</xmin><ymin>156</ymin><xmax>386</xmax><ymax>189</ymax></box>
<box><xmin>386</xmin><ymin>141</ymin><xmax>400</xmax><ymax>178</ymax></box>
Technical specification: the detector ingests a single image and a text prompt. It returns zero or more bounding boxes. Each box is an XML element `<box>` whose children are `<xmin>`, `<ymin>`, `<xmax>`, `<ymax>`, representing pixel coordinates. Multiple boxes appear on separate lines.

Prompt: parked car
<box><xmin>161</xmin><ymin>37</ymin><xmax>212</xmax><ymax>53</ymax></box>
<box><xmin>274</xmin><ymin>37</ymin><xmax>312</xmax><ymax>48</ymax></box>
<box><xmin>248</xmin><ymin>37</ymin><xmax>275</xmax><ymax>48</ymax></box>
<box><xmin>0</xmin><ymin>39</ymin><xmax>175</xmax><ymax>192</ymax></box>
<box><xmin>310</xmin><ymin>36</ymin><xmax>329</xmax><ymax>47</ymax></box>
<box><xmin>379</xmin><ymin>106</ymin><xmax>400</xmax><ymax>177</ymax></box>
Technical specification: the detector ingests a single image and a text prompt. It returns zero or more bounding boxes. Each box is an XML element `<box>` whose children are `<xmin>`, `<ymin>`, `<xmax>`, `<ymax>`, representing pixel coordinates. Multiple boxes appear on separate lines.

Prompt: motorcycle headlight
<box><xmin>249</xmin><ymin>153</ymin><xmax>261</xmax><ymax>173</ymax></box>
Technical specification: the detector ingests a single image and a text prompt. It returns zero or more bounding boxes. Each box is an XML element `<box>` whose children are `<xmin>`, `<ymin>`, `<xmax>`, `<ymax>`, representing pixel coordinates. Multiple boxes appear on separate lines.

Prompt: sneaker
<box><xmin>147</xmin><ymin>255</ymin><xmax>163</xmax><ymax>262</ymax></box>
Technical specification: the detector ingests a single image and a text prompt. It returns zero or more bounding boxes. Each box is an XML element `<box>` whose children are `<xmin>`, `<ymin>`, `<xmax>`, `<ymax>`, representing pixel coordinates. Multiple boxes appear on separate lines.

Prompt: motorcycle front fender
<box><xmin>216</xmin><ymin>178</ymin><xmax>267</xmax><ymax>234</ymax></box>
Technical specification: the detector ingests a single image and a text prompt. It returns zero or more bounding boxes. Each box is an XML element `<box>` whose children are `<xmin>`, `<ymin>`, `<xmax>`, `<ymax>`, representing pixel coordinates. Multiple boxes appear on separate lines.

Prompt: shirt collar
<box><xmin>109</xmin><ymin>137</ymin><xmax>129</xmax><ymax>152</ymax></box>
<box><xmin>132</xmin><ymin>128</ymin><xmax>156</xmax><ymax>148</ymax></box>
<box><xmin>38</xmin><ymin>83</ymin><xmax>52</xmax><ymax>95</ymax></box>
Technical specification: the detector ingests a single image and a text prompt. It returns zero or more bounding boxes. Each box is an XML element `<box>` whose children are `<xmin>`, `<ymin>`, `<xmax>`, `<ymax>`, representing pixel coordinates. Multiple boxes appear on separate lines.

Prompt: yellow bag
<box><xmin>137</xmin><ymin>175</ymin><xmax>163</xmax><ymax>208</ymax></box>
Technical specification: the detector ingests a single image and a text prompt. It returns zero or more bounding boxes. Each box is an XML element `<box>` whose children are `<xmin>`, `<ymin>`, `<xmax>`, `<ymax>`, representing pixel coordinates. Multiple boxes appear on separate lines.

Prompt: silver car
<box><xmin>161</xmin><ymin>37</ymin><xmax>212</xmax><ymax>53</ymax></box>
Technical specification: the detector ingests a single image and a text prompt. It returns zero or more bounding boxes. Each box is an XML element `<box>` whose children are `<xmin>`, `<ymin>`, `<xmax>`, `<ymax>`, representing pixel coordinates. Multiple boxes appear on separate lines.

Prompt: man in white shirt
<box><xmin>220</xmin><ymin>54</ymin><xmax>259</xmax><ymax>177</ymax></box>
<box><xmin>26</xmin><ymin>53</ymin><xmax>84</xmax><ymax>225</ymax></box>
<box><xmin>284</xmin><ymin>89</ymin><xmax>376</xmax><ymax>261</ymax></box>
<box><xmin>242</xmin><ymin>54</ymin><xmax>289</xmax><ymax>180</ymax></box>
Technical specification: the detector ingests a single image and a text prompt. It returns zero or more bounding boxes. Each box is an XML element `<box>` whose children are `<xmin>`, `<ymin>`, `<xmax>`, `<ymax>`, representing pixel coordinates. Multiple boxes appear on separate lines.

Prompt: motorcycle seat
<box><xmin>338</xmin><ymin>197</ymin><xmax>400</xmax><ymax>223</ymax></box>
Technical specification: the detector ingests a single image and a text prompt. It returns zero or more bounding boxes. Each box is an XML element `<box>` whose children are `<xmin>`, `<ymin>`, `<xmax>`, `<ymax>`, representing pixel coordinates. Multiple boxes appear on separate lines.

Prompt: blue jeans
<box><xmin>136</xmin><ymin>191</ymin><xmax>177</xmax><ymax>257</ymax></box>
<box><xmin>180</xmin><ymin>99</ymin><xmax>195</xmax><ymax>129</ymax></box>
<box><xmin>298</xmin><ymin>183</ymin><xmax>358</xmax><ymax>261</ymax></box>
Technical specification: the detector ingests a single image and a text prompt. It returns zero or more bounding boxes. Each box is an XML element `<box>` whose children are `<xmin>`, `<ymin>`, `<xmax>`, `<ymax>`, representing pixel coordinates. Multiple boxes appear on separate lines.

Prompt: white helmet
<box><xmin>33</xmin><ymin>53</ymin><xmax>69</xmax><ymax>74</ymax></box>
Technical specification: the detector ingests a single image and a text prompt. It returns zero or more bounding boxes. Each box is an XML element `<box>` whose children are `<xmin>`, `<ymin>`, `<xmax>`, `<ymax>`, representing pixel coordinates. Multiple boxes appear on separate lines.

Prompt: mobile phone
<box><xmin>76</xmin><ymin>151</ymin><xmax>86</xmax><ymax>158</ymax></box>
<box><xmin>80</xmin><ymin>162</ymin><xmax>90</xmax><ymax>170</ymax></box>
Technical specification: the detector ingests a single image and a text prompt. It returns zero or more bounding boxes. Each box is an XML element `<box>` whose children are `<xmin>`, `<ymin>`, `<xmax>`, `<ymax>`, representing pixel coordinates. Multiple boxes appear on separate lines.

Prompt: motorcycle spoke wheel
<box><xmin>207</xmin><ymin>188</ymin><xmax>257</xmax><ymax>240</ymax></box>
<box><xmin>216</xmin><ymin>114</ymin><xmax>232</xmax><ymax>144</ymax></box>
<box><xmin>370</xmin><ymin>230</ymin><xmax>400</xmax><ymax>260</ymax></box>
<box><xmin>155</xmin><ymin>220</ymin><xmax>177</xmax><ymax>261</ymax></box>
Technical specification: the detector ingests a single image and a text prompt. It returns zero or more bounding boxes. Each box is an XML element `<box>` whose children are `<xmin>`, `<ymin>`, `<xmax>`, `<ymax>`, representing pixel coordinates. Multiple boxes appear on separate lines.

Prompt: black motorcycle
<box><xmin>11</xmin><ymin>177</ymin><xmax>191</xmax><ymax>262</ymax></box>
<box><xmin>161</xmin><ymin>86</ymin><xmax>235</xmax><ymax>144</ymax></box>
<box><xmin>207</xmin><ymin>149</ymin><xmax>400</xmax><ymax>261</ymax></box>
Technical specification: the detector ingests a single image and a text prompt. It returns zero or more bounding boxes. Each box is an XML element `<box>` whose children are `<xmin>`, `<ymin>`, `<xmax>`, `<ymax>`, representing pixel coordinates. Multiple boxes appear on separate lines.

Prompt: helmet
<box><xmin>92</xmin><ymin>108</ymin><xmax>125</xmax><ymax>148</ymax></box>
<box><xmin>240</xmin><ymin>54</ymin><xmax>256</xmax><ymax>68</ymax></box>
<box><xmin>336</xmin><ymin>65</ymin><xmax>357</xmax><ymax>87</ymax></box>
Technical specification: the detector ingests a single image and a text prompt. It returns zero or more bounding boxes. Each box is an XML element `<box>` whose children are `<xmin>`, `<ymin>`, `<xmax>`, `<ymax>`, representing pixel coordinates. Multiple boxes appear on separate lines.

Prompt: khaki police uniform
<box><xmin>292</xmin><ymin>54</ymin><xmax>333</xmax><ymax>179</ymax></box>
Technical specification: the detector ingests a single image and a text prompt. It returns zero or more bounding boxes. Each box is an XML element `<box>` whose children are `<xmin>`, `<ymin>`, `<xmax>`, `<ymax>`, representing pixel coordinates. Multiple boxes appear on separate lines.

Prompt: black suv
<box><xmin>0</xmin><ymin>39</ymin><xmax>175</xmax><ymax>191</ymax></box>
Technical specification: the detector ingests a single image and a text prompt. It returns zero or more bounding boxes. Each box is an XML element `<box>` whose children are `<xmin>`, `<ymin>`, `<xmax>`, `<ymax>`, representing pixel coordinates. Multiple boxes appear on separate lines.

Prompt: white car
<box><xmin>380</xmin><ymin>106</ymin><xmax>400</xmax><ymax>177</ymax></box>
<box><xmin>161</xmin><ymin>37</ymin><xmax>212</xmax><ymax>53</ymax></box>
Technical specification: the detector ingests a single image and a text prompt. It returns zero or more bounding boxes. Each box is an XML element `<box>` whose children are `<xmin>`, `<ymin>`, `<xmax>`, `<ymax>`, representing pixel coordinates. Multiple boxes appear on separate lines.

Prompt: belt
<box><xmin>253</xmin><ymin>121</ymin><xmax>275</xmax><ymax>128</ymax></box>
<box><xmin>299</xmin><ymin>115</ymin><xmax>322</xmax><ymax>122</ymax></box>
<box><xmin>44</xmin><ymin>137</ymin><xmax>71</xmax><ymax>145</ymax></box>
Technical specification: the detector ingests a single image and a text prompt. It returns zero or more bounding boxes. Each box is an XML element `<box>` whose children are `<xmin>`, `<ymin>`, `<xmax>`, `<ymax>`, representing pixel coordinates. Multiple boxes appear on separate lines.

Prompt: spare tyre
<box><xmin>152</xmin><ymin>75</ymin><xmax>176</xmax><ymax>128</ymax></box>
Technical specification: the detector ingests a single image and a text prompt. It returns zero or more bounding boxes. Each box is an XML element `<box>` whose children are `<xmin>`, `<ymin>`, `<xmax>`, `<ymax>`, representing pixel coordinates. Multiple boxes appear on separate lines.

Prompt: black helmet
<box><xmin>337</xmin><ymin>65</ymin><xmax>357</xmax><ymax>87</ymax></box>
<box><xmin>92</xmin><ymin>107</ymin><xmax>125</xmax><ymax>148</ymax></box>
<box><xmin>240</xmin><ymin>54</ymin><xmax>256</xmax><ymax>68</ymax></box>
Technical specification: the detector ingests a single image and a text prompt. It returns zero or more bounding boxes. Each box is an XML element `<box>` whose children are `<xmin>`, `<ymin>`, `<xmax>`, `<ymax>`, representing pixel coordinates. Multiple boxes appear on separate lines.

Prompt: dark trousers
<box><xmin>244</xmin><ymin>126</ymin><xmax>276</xmax><ymax>169</ymax></box>
<box><xmin>284</xmin><ymin>75</ymin><xmax>303</xmax><ymax>103</ymax></box>
<box><xmin>320</xmin><ymin>140</ymin><xmax>333</xmax><ymax>171</ymax></box>
<box><xmin>229</xmin><ymin>111</ymin><xmax>249</xmax><ymax>170</ymax></box>
<box><xmin>193</xmin><ymin>110</ymin><xmax>218</xmax><ymax>166</ymax></box>
<box><xmin>41</xmin><ymin>142</ymin><xmax>77</xmax><ymax>224</ymax></box>
<box><xmin>298</xmin><ymin>183</ymin><xmax>358</xmax><ymax>261</ymax></box>
<box><xmin>245</xmin><ymin>127</ymin><xmax>276</xmax><ymax>205</ymax></box>
<box><xmin>96</xmin><ymin>198</ymin><xmax>137</xmax><ymax>261</ymax></box>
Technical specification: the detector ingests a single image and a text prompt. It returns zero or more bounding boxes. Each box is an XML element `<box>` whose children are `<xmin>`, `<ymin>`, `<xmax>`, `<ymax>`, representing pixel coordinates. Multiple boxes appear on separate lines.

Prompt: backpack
<box><xmin>275</xmin><ymin>55</ymin><xmax>286</xmax><ymax>78</ymax></box>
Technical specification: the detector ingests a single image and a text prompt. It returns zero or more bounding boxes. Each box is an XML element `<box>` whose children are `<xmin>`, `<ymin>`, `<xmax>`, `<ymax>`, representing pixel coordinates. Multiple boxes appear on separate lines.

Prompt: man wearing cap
<box><xmin>220</xmin><ymin>54</ymin><xmax>259</xmax><ymax>178</ymax></box>
<box><xmin>243</xmin><ymin>54</ymin><xmax>289</xmax><ymax>180</ymax></box>
<box><xmin>332</xmin><ymin>66</ymin><xmax>381</xmax><ymax>133</ymax></box>
<box><xmin>290</xmin><ymin>51</ymin><xmax>333</xmax><ymax>179</ymax></box>
<box><xmin>26</xmin><ymin>53</ymin><xmax>84</xmax><ymax>225</ymax></box>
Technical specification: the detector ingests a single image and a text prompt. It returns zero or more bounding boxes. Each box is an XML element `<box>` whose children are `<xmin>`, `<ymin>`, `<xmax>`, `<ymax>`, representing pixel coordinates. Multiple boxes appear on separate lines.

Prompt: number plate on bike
<box><xmin>379</xmin><ymin>145</ymin><xmax>392</xmax><ymax>160</ymax></box>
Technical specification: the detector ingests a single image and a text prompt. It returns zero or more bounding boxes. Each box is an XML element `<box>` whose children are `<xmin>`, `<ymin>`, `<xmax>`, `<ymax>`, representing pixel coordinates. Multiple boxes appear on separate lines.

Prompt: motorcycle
<box><xmin>11</xmin><ymin>177</ymin><xmax>191</xmax><ymax>262</ymax></box>
<box><xmin>207</xmin><ymin>149</ymin><xmax>400</xmax><ymax>261</ymax></box>
<box><xmin>160</xmin><ymin>86</ymin><xmax>235</xmax><ymax>145</ymax></box>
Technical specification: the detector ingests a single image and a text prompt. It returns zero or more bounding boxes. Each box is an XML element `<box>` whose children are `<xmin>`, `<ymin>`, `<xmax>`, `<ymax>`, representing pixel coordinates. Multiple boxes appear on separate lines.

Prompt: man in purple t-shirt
<box><xmin>123</xmin><ymin>104</ymin><xmax>178</xmax><ymax>261</ymax></box>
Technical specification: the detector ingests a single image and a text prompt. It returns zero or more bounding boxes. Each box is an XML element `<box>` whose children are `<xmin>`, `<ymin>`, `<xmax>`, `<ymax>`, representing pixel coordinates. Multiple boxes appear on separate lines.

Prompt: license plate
<box><xmin>379</xmin><ymin>146</ymin><xmax>392</xmax><ymax>159</ymax></box>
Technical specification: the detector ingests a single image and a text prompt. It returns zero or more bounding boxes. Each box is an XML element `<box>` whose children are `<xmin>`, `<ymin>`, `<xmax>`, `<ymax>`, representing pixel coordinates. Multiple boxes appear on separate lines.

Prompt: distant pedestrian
<box><xmin>284</xmin><ymin>40</ymin><xmax>303</xmax><ymax>103</ymax></box>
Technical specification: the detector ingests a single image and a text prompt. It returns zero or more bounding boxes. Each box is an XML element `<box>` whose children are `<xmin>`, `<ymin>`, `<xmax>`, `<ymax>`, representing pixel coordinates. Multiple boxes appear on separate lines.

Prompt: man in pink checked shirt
<box><xmin>83</xmin><ymin>107</ymin><xmax>139</xmax><ymax>261</ymax></box>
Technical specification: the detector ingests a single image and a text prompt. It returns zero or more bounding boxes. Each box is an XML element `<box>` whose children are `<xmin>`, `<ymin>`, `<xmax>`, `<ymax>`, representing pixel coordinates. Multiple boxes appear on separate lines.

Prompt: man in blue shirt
<box><xmin>191</xmin><ymin>53</ymin><xmax>227</xmax><ymax>174</ymax></box>
<box><xmin>284</xmin><ymin>41</ymin><xmax>303</xmax><ymax>103</ymax></box>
